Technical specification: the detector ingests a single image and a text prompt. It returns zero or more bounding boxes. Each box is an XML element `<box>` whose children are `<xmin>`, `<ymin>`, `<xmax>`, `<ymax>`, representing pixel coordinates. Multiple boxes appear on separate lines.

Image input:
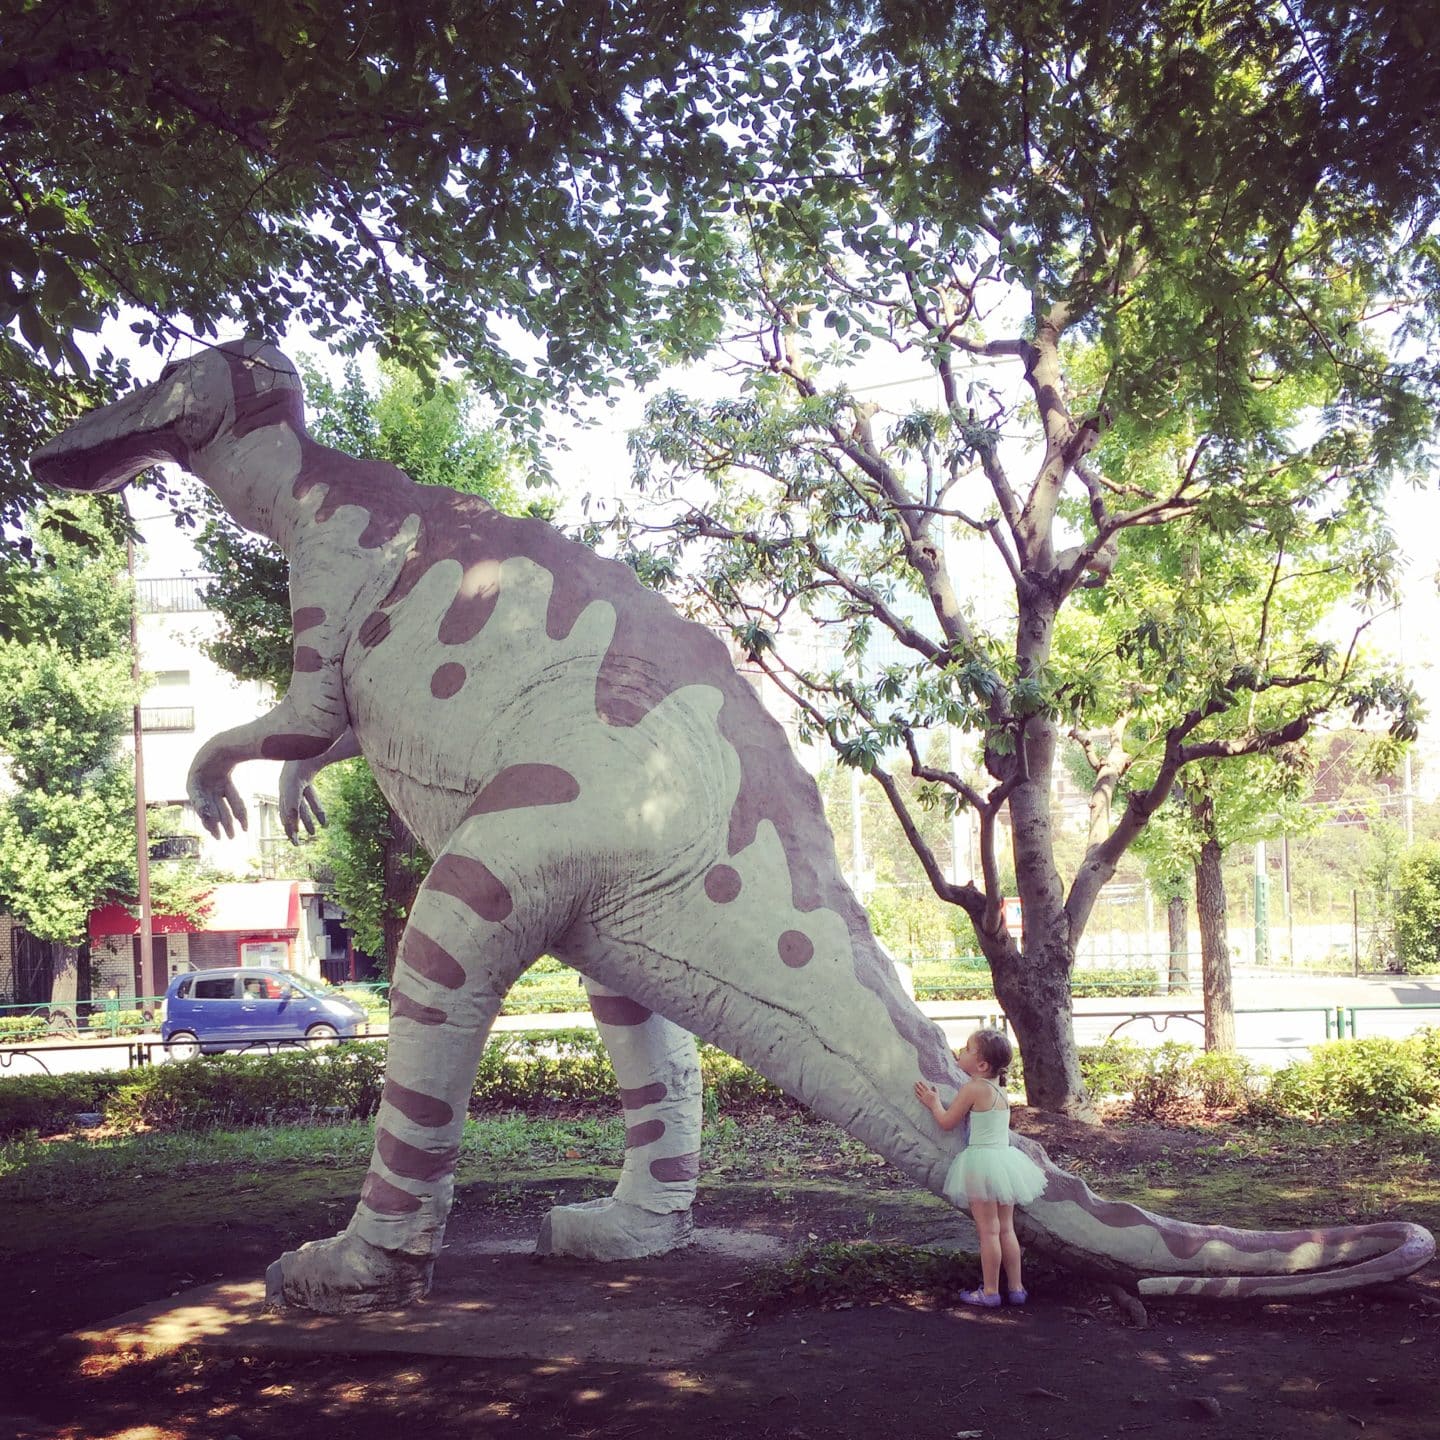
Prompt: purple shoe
<box><xmin>1007</xmin><ymin>1288</ymin><xmax>1029</xmax><ymax>1305</ymax></box>
<box><xmin>958</xmin><ymin>1287</ymin><xmax>1002</xmax><ymax>1308</ymax></box>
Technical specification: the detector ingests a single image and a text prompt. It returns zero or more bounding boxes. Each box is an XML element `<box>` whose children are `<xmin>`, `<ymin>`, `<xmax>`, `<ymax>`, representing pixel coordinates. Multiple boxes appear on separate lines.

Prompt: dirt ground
<box><xmin>2</xmin><ymin>1111</ymin><xmax>1437</xmax><ymax>1440</ymax></box>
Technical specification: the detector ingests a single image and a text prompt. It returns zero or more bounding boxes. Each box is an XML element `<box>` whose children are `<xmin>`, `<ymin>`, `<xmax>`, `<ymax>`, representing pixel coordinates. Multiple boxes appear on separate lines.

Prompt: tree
<box><xmin>1394</xmin><ymin>841</ymin><xmax>1440</xmax><ymax>975</ymax></box>
<box><xmin>1061</xmin><ymin>404</ymin><xmax>1402</xmax><ymax>1048</ymax></box>
<box><xmin>194</xmin><ymin>359</ymin><xmax>524</xmax><ymax>966</ymax></box>
<box><xmin>0</xmin><ymin>497</ymin><xmax>134</xmax><ymax>941</ymax></box>
<box><xmin>608</xmin><ymin>5</ymin><xmax>1435</xmax><ymax>1113</ymax></box>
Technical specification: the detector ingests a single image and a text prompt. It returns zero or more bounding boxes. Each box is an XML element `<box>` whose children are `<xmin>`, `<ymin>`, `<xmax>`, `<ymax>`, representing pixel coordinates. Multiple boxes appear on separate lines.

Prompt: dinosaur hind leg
<box><xmin>537</xmin><ymin>976</ymin><xmax>702</xmax><ymax>1260</ymax></box>
<box><xmin>268</xmin><ymin>839</ymin><xmax>546</xmax><ymax>1313</ymax></box>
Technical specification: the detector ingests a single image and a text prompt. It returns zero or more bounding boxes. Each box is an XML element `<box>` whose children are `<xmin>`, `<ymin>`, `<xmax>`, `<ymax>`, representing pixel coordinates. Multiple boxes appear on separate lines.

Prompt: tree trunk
<box><xmin>1193</xmin><ymin>820</ymin><xmax>1235</xmax><ymax>1052</ymax></box>
<box><xmin>987</xmin><ymin>936</ymin><xmax>1095</xmax><ymax>1120</ymax></box>
<box><xmin>381</xmin><ymin>803</ymin><xmax>424</xmax><ymax>974</ymax></box>
<box><xmin>1167</xmin><ymin>894</ymin><xmax>1190</xmax><ymax>994</ymax></box>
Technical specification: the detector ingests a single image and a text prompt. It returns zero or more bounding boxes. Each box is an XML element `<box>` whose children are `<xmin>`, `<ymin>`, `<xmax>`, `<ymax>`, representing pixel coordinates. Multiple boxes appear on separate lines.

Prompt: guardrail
<box><xmin>0</xmin><ymin>1029</ymin><xmax>379</xmax><ymax>1076</ymax></box>
<box><xmin>1338</xmin><ymin>1003</ymin><xmax>1440</xmax><ymax>1038</ymax></box>
<box><xmin>2</xmin><ymin>1001</ymin><xmax>1436</xmax><ymax>1077</ymax></box>
<box><xmin>0</xmin><ymin>998</ymin><xmax>163</xmax><ymax>1045</ymax></box>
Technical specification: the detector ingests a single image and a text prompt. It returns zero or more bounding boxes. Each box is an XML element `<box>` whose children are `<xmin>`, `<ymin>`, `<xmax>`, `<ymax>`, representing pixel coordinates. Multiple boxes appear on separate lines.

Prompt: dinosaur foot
<box><xmin>265</xmin><ymin>1231</ymin><xmax>434</xmax><ymax>1314</ymax></box>
<box><xmin>535</xmin><ymin>1197</ymin><xmax>695</xmax><ymax>1261</ymax></box>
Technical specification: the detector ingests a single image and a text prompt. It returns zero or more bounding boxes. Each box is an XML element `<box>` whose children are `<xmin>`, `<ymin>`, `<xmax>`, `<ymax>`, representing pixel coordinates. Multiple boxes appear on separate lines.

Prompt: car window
<box><xmin>174</xmin><ymin>977</ymin><xmax>193</xmax><ymax>999</ymax></box>
<box><xmin>193</xmin><ymin>977</ymin><xmax>237</xmax><ymax>1000</ymax></box>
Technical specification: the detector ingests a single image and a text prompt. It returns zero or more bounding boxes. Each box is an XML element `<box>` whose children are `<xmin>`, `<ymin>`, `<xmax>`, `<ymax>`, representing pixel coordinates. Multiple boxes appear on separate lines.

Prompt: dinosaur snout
<box><xmin>29</xmin><ymin>365</ymin><xmax>204</xmax><ymax>493</ymax></box>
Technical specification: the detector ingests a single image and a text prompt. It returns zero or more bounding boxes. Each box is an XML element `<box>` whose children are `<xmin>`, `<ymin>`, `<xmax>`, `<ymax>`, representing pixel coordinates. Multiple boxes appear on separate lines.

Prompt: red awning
<box><xmin>89</xmin><ymin>881</ymin><xmax>300</xmax><ymax>940</ymax></box>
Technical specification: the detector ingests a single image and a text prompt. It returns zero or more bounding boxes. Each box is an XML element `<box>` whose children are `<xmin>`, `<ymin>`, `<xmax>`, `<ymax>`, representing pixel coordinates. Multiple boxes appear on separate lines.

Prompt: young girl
<box><xmin>915</xmin><ymin>1027</ymin><xmax>1046</xmax><ymax>1308</ymax></box>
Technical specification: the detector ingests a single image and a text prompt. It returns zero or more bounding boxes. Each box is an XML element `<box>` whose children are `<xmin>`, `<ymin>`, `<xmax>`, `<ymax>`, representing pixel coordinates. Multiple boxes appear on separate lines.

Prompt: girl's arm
<box><xmin>914</xmin><ymin>1077</ymin><xmax>984</xmax><ymax>1132</ymax></box>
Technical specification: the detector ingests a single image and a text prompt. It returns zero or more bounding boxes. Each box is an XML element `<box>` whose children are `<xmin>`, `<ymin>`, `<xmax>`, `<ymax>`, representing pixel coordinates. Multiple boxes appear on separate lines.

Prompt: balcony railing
<box><xmin>136</xmin><ymin>577</ymin><xmax>213</xmax><ymax>613</ymax></box>
<box><xmin>140</xmin><ymin>706</ymin><xmax>195</xmax><ymax>732</ymax></box>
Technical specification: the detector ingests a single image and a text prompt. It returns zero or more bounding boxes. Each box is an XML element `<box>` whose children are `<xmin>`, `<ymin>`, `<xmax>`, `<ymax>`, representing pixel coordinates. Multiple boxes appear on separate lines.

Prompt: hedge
<box><xmin>0</xmin><ymin>1030</ymin><xmax>789</xmax><ymax>1140</ymax></box>
<box><xmin>4</xmin><ymin>1027</ymin><xmax>1436</xmax><ymax>1140</ymax></box>
<box><xmin>911</xmin><ymin>962</ymin><xmax>1162</xmax><ymax>1001</ymax></box>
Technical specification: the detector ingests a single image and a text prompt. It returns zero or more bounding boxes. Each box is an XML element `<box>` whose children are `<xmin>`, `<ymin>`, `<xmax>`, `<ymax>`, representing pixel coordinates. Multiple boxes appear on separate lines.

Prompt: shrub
<box><xmin>0</xmin><ymin>1072</ymin><xmax>127</xmax><ymax>1137</ymax></box>
<box><xmin>1262</xmin><ymin>1036</ymin><xmax>1439</xmax><ymax>1124</ymax></box>
<box><xmin>1072</xmin><ymin>1040</ymin><xmax>1260</xmax><ymax>1117</ymax></box>
<box><xmin>105</xmin><ymin>1043</ymin><xmax>389</xmax><ymax>1130</ymax></box>
<box><xmin>1188</xmin><ymin>1049</ymin><xmax>1260</xmax><ymax>1110</ymax></box>
<box><xmin>0</xmin><ymin>1013</ymin><xmax>45</xmax><ymax>1042</ymax></box>
<box><xmin>911</xmin><ymin>962</ymin><xmax>1161</xmax><ymax>1002</ymax></box>
<box><xmin>1076</xmin><ymin>1038</ymin><xmax>1148</xmax><ymax>1100</ymax></box>
<box><xmin>0</xmin><ymin>1028</ymin><xmax>791</xmax><ymax>1139</ymax></box>
<box><xmin>1127</xmin><ymin>1040</ymin><xmax>1200</xmax><ymax>1119</ymax></box>
<box><xmin>1394</xmin><ymin>841</ymin><xmax>1440</xmax><ymax>974</ymax></box>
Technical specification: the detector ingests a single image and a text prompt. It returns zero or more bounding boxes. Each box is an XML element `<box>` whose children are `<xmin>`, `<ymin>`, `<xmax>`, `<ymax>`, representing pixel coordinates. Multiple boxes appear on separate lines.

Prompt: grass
<box><xmin>1049</xmin><ymin>1116</ymin><xmax>1440</xmax><ymax>1234</ymax></box>
<box><xmin>0</xmin><ymin>1108</ymin><xmax>886</xmax><ymax>1205</ymax></box>
<box><xmin>2</xmin><ymin>1105</ymin><xmax>1436</xmax><ymax>1288</ymax></box>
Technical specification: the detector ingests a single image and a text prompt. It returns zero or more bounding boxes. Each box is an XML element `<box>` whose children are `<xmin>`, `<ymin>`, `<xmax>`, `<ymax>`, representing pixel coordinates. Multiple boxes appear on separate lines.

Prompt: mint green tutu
<box><xmin>942</xmin><ymin>1086</ymin><xmax>1047</xmax><ymax>1206</ymax></box>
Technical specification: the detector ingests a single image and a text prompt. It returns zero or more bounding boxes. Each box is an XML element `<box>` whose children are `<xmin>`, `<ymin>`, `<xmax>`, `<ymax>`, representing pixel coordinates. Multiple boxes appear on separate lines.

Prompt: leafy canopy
<box><xmin>0</xmin><ymin>498</ymin><xmax>135</xmax><ymax>942</ymax></box>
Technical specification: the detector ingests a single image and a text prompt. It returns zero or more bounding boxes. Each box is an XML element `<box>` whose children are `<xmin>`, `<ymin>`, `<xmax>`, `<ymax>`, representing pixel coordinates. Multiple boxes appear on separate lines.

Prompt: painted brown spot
<box><xmin>382</xmin><ymin>1079</ymin><xmax>454</xmax><ymax>1129</ymax></box>
<box><xmin>618</xmin><ymin>1082</ymin><xmax>667</xmax><ymax>1109</ymax></box>
<box><xmin>650</xmin><ymin>1152</ymin><xmax>701</xmax><ymax>1183</ymax></box>
<box><xmin>436</xmin><ymin>557</ymin><xmax>505</xmax><ymax>646</ymax></box>
<box><xmin>378</xmin><ymin>1126</ymin><xmax>460</xmax><ymax>1183</ymax></box>
<box><xmin>357</xmin><ymin>611</ymin><xmax>391</xmax><ymax>648</ymax></box>
<box><xmin>588</xmin><ymin>994</ymin><xmax>652</xmax><ymax>1027</ymax></box>
<box><xmin>430</xmin><ymin>662</ymin><xmax>466</xmax><ymax>699</ymax></box>
<box><xmin>704</xmin><ymin>864</ymin><xmax>742</xmax><ymax>904</ymax></box>
<box><xmin>293</xmin><ymin>646</ymin><xmax>324</xmax><ymax>673</ymax></box>
<box><xmin>389</xmin><ymin>990</ymin><xmax>448</xmax><ymax>1026</ymax></box>
<box><xmin>399</xmin><ymin>930</ymin><xmax>466</xmax><ymax>989</ymax></box>
<box><xmin>428</xmin><ymin>853</ymin><xmax>514</xmax><ymax>923</ymax></box>
<box><xmin>625</xmin><ymin>1119</ymin><xmax>666</xmax><ymax>1149</ymax></box>
<box><xmin>360</xmin><ymin>1170</ymin><xmax>421</xmax><ymax>1215</ymax></box>
<box><xmin>778</xmin><ymin>930</ymin><xmax>814</xmax><ymax>968</ymax></box>
<box><xmin>466</xmin><ymin>764</ymin><xmax>580</xmax><ymax>817</ymax></box>
<box><xmin>292</xmin><ymin>606</ymin><xmax>326</xmax><ymax>632</ymax></box>
<box><xmin>260</xmin><ymin>733</ymin><xmax>331</xmax><ymax>761</ymax></box>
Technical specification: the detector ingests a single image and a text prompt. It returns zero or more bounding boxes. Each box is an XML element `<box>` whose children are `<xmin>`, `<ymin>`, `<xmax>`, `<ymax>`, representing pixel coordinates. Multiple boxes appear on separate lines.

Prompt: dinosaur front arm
<box><xmin>279</xmin><ymin>727</ymin><xmax>363</xmax><ymax>842</ymax></box>
<box><xmin>188</xmin><ymin>660</ymin><xmax>350</xmax><ymax>839</ymax></box>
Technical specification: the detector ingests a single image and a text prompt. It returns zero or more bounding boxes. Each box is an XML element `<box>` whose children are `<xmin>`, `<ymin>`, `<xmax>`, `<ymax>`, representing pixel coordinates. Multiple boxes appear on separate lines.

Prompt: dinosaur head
<box><xmin>30</xmin><ymin>340</ymin><xmax>301</xmax><ymax>493</ymax></box>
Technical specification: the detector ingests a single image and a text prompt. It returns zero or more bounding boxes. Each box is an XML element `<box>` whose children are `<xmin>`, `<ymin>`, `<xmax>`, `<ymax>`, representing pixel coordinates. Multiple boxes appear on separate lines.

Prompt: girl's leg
<box><xmin>998</xmin><ymin>1202</ymin><xmax>1024</xmax><ymax>1292</ymax></box>
<box><xmin>970</xmin><ymin>1196</ymin><xmax>1002</xmax><ymax>1293</ymax></box>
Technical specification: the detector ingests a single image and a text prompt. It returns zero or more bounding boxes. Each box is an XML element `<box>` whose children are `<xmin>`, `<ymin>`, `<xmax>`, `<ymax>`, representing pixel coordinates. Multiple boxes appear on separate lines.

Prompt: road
<box><xmin>4</xmin><ymin>968</ymin><xmax>1439</xmax><ymax>1079</ymax></box>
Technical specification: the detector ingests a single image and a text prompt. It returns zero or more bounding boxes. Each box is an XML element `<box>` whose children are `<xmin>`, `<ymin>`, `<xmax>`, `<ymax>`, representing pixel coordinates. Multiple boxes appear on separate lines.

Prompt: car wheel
<box><xmin>306</xmin><ymin>1024</ymin><xmax>339</xmax><ymax>1048</ymax></box>
<box><xmin>167</xmin><ymin>1031</ymin><xmax>200</xmax><ymax>1061</ymax></box>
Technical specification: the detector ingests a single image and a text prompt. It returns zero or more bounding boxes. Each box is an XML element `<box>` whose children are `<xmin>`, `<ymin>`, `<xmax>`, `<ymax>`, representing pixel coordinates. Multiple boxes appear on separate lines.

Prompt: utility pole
<box><xmin>947</xmin><ymin>723</ymin><xmax>969</xmax><ymax>886</ymax></box>
<box><xmin>1253</xmin><ymin>840</ymin><xmax>1268</xmax><ymax>966</ymax></box>
<box><xmin>849</xmin><ymin>764</ymin><xmax>867</xmax><ymax>897</ymax></box>
<box><xmin>1281</xmin><ymin>833</ymin><xmax>1295</xmax><ymax>966</ymax></box>
<box><xmin>1403</xmin><ymin>748</ymin><xmax>1415</xmax><ymax>846</ymax></box>
<box><xmin>126</xmin><ymin>530</ymin><xmax>153</xmax><ymax>1004</ymax></box>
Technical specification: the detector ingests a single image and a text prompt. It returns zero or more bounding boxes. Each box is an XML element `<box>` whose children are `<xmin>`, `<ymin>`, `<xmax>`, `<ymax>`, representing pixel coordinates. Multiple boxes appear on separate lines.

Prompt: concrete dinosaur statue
<box><xmin>33</xmin><ymin>340</ymin><xmax>1434</xmax><ymax>1312</ymax></box>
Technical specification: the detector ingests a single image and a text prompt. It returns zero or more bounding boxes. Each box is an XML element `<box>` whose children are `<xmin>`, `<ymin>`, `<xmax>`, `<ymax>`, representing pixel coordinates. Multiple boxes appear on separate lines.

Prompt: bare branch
<box><xmin>868</xmin><ymin>764</ymin><xmax>986</xmax><ymax>913</ymax></box>
<box><xmin>1255</xmin><ymin>534</ymin><xmax>1286</xmax><ymax>662</ymax></box>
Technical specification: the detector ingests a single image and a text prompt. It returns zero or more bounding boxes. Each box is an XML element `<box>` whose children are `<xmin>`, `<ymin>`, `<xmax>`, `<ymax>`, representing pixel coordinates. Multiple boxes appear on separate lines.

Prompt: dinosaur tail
<box><xmin>1012</xmin><ymin>1136</ymin><xmax>1435</xmax><ymax>1299</ymax></box>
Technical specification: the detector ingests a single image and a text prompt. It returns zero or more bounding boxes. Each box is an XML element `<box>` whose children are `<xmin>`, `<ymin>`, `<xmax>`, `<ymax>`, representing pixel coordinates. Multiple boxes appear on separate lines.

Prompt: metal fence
<box><xmin>3</xmin><ymin>999</ymin><xmax>1438</xmax><ymax>1078</ymax></box>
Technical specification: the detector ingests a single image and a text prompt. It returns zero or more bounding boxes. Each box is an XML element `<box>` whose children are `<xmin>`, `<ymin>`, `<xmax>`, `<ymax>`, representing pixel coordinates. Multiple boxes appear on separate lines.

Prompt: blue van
<box><xmin>160</xmin><ymin>967</ymin><xmax>369</xmax><ymax>1058</ymax></box>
